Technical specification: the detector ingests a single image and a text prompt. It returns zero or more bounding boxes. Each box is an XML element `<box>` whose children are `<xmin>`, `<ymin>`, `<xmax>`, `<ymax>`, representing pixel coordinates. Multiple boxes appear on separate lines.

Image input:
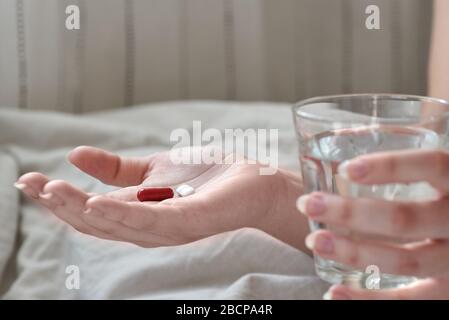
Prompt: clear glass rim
<box><xmin>293</xmin><ymin>93</ymin><xmax>449</xmax><ymax>125</ymax></box>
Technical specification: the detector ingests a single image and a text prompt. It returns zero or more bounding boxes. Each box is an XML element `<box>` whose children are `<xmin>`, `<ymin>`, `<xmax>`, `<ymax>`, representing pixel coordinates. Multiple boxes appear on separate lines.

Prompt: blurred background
<box><xmin>0</xmin><ymin>0</ymin><xmax>433</xmax><ymax>113</ymax></box>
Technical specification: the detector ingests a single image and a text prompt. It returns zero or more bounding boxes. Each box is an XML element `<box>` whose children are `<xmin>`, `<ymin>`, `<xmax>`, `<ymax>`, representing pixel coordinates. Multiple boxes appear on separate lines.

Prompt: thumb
<box><xmin>68</xmin><ymin>146</ymin><xmax>150</xmax><ymax>187</ymax></box>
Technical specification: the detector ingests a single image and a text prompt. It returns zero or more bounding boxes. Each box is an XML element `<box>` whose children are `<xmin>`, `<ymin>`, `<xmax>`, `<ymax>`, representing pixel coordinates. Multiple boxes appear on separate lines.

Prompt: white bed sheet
<box><xmin>0</xmin><ymin>101</ymin><xmax>329</xmax><ymax>299</ymax></box>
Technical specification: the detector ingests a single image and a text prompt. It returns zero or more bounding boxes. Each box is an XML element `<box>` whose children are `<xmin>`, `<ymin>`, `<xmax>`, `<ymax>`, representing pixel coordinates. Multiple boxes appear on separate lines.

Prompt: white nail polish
<box><xmin>338</xmin><ymin>160</ymin><xmax>350</xmax><ymax>180</ymax></box>
<box><xmin>175</xmin><ymin>184</ymin><xmax>195</xmax><ymax>197</ymax></box>
<box><xmin>296</xmin><ymin>195</ymin><xmax>308</xmax><ymax>214</ymax></box>
<box><xmin>305</xmin><ymin>233</ymin><xmax>316</xmax><ymax>250</ymax></box>
<box><xmin>14</xmin><ymin>183</ymin><xmax>39</xmax><ymax>199</ymax></box>
<box><xmin>323</xmin><ymin>291</ymin><xmax>332</xmax><ymax>300</ymax></box>
<box><xmin>13</xmin><ymin>183</ymin><xmax>27</xmax><ymax>190</ymax></box>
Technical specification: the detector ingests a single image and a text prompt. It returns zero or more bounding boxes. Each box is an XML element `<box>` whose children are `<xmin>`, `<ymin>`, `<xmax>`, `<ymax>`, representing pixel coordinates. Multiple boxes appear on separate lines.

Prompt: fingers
<box><xmin>325</xmin><ymin>277</ymin><xmax>449</xmax><ymax>300</ymax></box>
<box><xmin>85</xmin><ymin>196</ymin><xmax>186</xmax><ymax>233</ymax></box>
<box><xmin>306</xmin><ymin>230</ymin><xmax>449</xmax><ymax>277</ymax></box>
<box><xmin>68</xmin><ymin>146</ymin><xmax>150</xmax><ymax>187</ymax></box>
<box><xmin>298</xmin><ymin>192</ymin><xmax>449</xmax><ymax>239</ymax></box>
<box><xmin>82</xmin><ymin>196</ymin><xmax>189</xmax><ymax>246</ymax></box>
<box><xmin>15</xmin><ymin>173</ymin><xmax>67</xmax><ymax>210</ymax></box>
<box><xmin>15</xmin><ymin>174</ymin><xmax>120</xmax><ymax>241</ymax></box>
<box><xmin>339</xmin><ymin>149</ymin><xmax>449</xmax><ymax>193</ymax></box>
<box><xmin>104</xmin><ymin>186</ymin><xmax>140</xmax><ymax>202</ymax></box>
<box><xmin>40</xmin><ymin>180</ymin><xmax>111</xmax><ymax>238</ymax></box>
<box><xmin>15</xmin><ymin>171</ymin><xmax>193</xmax><ymax>246</ymax></box>
<box><xmin>81</xmin><ymin>210</ymin><xmax>170</xmax><ymax>247</ymax></box>
<box><xmin>85</xmin><ymin>196</ymin><xmax>157</xmax><ymax>229</ymax></box>
<box><xmin>15</xmin><ymin>172</ymin><xmax>49</xmax><ymax>199</ymax></box>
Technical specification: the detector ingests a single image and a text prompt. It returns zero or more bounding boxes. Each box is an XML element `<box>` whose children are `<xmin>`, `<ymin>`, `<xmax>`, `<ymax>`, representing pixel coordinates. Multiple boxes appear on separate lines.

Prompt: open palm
<box><xmin>15</xmin><ymin>146</ymin><xmax>306</xmax><ymax>249</ymax></box>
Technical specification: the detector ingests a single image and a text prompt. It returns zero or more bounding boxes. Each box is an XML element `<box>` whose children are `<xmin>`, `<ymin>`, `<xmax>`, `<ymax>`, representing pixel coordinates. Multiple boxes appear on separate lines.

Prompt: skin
<box><xmin>18</xmin><ymin>148</ymin><xmax>449</xmax><ymax>299</ymax></box>
<box><xmin>428</xmin><ymin>0</ymin><xmax>449</xmax><ymax>102</ymax></box>
<box><xmin>14</xmin><ymin>0</ymin><xmax>449</xmax><ymax>300</ymax></box>
<box><xmin>300</xmin><ymin>150</ymin><xmax>449</xmax><ymax>299</ymax></box>
<box><xmin>310</xmin><ymin>0</ymin><xmax>449</xmax><ymax>299</ymax></box>
<box><xmin>15</xmin><ymin>146</ymin><xmax>309</xmax><ymax>253</ymax></box>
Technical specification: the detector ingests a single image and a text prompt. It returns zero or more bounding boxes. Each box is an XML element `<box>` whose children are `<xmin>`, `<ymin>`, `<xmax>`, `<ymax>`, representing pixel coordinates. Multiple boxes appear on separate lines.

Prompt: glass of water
<box><xmin>293</xmin><ymin>94</ymin><xmax>449</xmax><ymax>289</ymax></box>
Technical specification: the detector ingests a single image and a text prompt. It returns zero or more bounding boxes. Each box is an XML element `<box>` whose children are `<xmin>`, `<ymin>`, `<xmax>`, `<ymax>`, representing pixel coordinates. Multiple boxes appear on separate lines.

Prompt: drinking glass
<box><xmin>293</xmin><ymin>94</ymin><xmax>449</xmax><ymax>289</ymax></box>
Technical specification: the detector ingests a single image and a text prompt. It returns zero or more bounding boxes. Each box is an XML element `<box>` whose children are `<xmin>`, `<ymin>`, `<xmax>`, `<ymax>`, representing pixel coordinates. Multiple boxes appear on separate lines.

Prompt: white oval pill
<box><xmin>175</xmin><ymin>184</ymin><xmax>195</xmax><ymax>197</ymax></box>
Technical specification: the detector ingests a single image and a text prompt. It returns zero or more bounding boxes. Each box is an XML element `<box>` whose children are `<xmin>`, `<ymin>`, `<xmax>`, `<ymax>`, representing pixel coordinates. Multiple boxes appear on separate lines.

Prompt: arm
<box><xmin>428</xmin><ymin>0</ymin><xmax>449</xmax><ymax>100</ymax></box>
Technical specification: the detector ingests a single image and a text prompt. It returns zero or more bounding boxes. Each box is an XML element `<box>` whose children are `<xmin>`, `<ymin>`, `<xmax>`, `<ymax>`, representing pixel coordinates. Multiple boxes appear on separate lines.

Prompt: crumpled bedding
<box><xmin>0</xmin><ymin>101</ymin><xmax>329</xmax><ymax>299</ymax></box>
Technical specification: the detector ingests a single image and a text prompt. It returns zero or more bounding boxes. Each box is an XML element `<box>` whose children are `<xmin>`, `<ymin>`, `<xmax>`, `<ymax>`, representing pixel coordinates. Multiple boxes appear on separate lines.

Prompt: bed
<box><xmin>0</xmin><ymin>0</ymin><xmax>432</xmax><ymax>299</ymax></box>
<box><xmin>0</xmin><ymin>101</ymin><xmax>332</xmax><ymax>299</ymax></box>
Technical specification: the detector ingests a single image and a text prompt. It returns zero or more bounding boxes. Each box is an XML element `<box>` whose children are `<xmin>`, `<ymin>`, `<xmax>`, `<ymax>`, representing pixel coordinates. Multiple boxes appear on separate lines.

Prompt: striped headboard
<box><xmin>0</xmin><ymin>0</ymin><xmax>433</xmax><ymax>113</ymax></box>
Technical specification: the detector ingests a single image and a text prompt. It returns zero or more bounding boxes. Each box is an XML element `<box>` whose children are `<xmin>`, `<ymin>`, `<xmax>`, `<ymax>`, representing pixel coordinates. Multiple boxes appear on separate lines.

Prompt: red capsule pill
<box><xmin>137</xmin><ymin>187</ymin><xmax>174</xmax><ymax>202</ymax></box>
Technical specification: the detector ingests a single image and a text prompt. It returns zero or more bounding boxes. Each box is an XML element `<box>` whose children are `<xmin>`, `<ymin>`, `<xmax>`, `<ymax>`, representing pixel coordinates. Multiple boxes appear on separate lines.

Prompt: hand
<box><xmin>298</xmin><ymin>149</ymin><xmax>449</xmax><ymax>299</ymax></box>
<box><xmin>15</xmin><ymin>146</ymin><xmax>308</xmax><ymax>250</ymax></box>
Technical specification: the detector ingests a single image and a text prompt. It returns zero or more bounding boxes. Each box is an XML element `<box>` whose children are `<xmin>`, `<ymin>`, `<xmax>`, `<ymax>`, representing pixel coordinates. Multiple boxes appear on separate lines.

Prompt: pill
<box><xmin>175</xmin><ymin>184</ymin><xmax>195</xmax><ymax>197</ymax></box>
<box><xmin>137</xmin><ymin>187</ymin><xmax>174</xmax><ymax>202</ymax></box>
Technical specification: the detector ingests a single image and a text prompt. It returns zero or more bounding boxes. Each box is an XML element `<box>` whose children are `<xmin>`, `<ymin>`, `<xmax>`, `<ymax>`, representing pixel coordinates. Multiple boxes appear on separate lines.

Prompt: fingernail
<box><xmin>331</xmin><ymin>292</ymin><xmax>351</xmax><ymax>300</ymax></box>
<box><xmin>338</xmin><ymin>159</ymin><xmax>368</xmax><ymax>180</ymax></box>
<box><xmin>305</xmin><ymin>233</ymin><xmax>334</xmax><ymax>254</ymax></box>
<box><xmin>323</xmin><ymin>291</ymin><xmax>332</xmax><ymax>300</ymax></box>
<box><xmin>297</xmin><ymin>196</ymin><xmax>307</xmax><ymax>213</ymax></box>
<box><xmin>323</xmin><ymin>290</ymin><xmax>351</xmax><ymax>300</ymax></box>
<box><xmin>39</xmin><ymin>192</ymin><xmax>64</xmax><ymax>206</ymax></box>
<box><xmin>297</xmin><ymin>194</ymin><xmax>326</xmax><ymax>217</ymax></box>
<box><xmin>14</xmin><ymin>182</ymin><xmax>38</xmax><ymax>199</ymax></box>
<box><xmin>14</xmin><ymin>183</ymin><xmax>27</xmax><ymax>190</ymax></box>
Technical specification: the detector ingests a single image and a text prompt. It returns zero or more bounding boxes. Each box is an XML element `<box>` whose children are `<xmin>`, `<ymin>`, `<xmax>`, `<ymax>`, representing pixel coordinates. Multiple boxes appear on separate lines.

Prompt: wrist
<box><xmin>258</xmin><ymin>168</ymin><xmax>311</xmax><ymax>253</ymax></box>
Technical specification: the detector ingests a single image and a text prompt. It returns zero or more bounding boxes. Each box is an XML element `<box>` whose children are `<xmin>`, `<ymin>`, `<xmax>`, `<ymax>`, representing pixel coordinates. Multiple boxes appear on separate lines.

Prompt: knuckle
<box><xmin>346</xmin><ymin>243</ymin><xmax>361</xmax><ymax>267</ymax></box>
<box><xmin>385</xmin><ymin>155</ymin><xmax>397</xmax><ymax>175</ymax></box>
<box><xmin>20</xmin><ymin>171</ymin><xmax>47</xmax><ymax>181</ymax></box>
<box><xmin>391</xmin><ymin>203</ymin><xmax>417</xmax><ymax>234</ymax></box>
<box><xmin>433</xmin><ymin>151</ymin><xmax>449</xmax><ymax>176</ymax></box>
<box><xmin>395</xmin><ymin>250</ymin><xmax>420</xmax><ymax>275</ymax></box>
<box><xmin>338</xmin><ymin>198</ymin><xmax>353</xmax><ymax>224</ymax></box>
<box><xmin>43</xmin><ymin>180</ymin><xmax>67</xmax><ymax>193</ymax></box>
<box><xmin>41</xmin><ymin>199</ymin><xmax>58</xmax><ymax>211</ymax></box>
